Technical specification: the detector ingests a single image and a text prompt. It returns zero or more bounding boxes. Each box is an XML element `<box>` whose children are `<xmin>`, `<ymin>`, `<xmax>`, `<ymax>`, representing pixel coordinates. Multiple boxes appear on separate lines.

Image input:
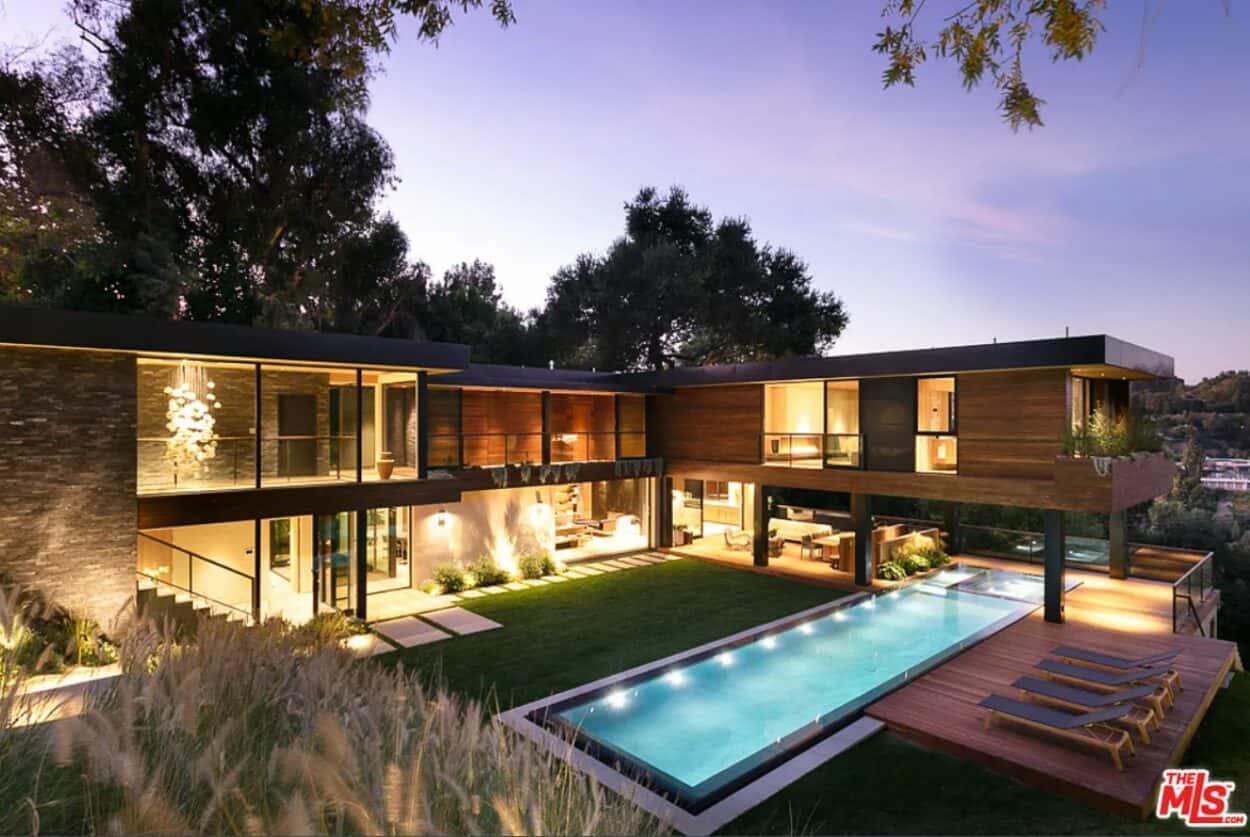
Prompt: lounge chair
<box><xmin>1036</xmin><ymin>659</ymin><xmax>1177</xmax><ymax>713</ymax></box>
<box><xmin>1053</xmin><ymin>645</ymin><xmax>1182</xmax><ymax>690</ymax></box>
<box><xmin>1013</xmin><ymin>676</ymin><xmax>1159</xmax><ymax>743</ymax></box>
<box><xmin>979</xmin><ymin>694</ymin><xmax>1134</xmax><ymax>770</ymax></box>
<box><xmin>723</xmin><ymin>530</ymin><xmax>752</xmax><ymax>552</ymax></box>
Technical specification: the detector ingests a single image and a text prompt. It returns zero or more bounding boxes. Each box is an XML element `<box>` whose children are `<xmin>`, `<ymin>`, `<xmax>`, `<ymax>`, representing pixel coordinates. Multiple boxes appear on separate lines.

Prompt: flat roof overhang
<box><xmin>432</xmin><ymin>363</ymin><xmax>665</xmax><ymax>394</ymax></box>
<box><xmin>615</xmin><ymin>335</ymin><xmax>1174</xmax><ymax>388</ymax></box>
<box><xmin>0</xmin><ymin>304</ymin><xmax>471</xmax><ymax>371</ymax></box>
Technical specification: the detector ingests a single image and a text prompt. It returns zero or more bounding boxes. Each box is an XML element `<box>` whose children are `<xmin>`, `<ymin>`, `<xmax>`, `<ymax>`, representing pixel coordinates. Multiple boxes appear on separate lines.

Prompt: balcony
<box><xmin>427</xmin><ymin>430</ymin><xmax>649</xmax><ymax>470</ymax></box>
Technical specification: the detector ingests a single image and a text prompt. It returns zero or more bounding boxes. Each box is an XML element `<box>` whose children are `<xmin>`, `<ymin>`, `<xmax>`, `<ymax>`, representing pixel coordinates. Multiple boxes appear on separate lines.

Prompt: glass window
<box><xmin>825</xmin><ymin>380</ymin><xmax>861</xmax><ymax>467</ymax></box>
<box><xmin>917</xmin><ymin>377</ymin><xmax>956</xmax><ymax>433</ymax></box>
<box><xmin>259</xmin><ymin>365</ymin><xmax>359</xmax><ymax>486</ymax></box>
<box><xmin>764</xmin><ymin>382</ymin><xmax>823</xmax><ymax>468</ymax></box>
<box><xmin>916</xmin><ymin>435</ymin><xmax>958</xmax><ymax>473</ymax></box>
<box><xmin>137</xmin><ymin>359</ymin><xmax>256</xmax><ymax>494</ymax></box>
<box><xmin>362</xmin><ymin>370</ymin><xmax>418</xmax><ymax>482</ymax></box>
<box><xmin>617</xmin><ymin>395</ymin><xmax>647</xmax><ymax>458</ymax></box>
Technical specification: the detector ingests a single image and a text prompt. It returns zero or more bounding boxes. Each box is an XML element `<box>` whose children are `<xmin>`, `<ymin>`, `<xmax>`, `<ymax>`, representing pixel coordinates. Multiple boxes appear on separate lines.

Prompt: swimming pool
<box><xmin>531</xmin><ymin>581</ymin><xmax>1034</xmax><ymax>813</ymax></box>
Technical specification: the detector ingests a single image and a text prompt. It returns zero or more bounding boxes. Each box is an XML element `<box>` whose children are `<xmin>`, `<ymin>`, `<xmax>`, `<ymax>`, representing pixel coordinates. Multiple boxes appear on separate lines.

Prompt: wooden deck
<box><xmin>866</xmin><ymin>586</ymin><xmax>1239</xmax><ymax>818</ymax></box>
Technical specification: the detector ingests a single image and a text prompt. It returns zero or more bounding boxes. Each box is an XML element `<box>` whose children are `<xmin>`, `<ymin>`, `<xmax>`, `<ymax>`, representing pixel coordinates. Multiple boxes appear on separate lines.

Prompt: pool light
<box><xmin>664</xmin><ymin>669</ymin><xmax>688</xmax><ymax>687</ymax></box>
<box><xmin>760</xmin><ymin>636</ymin><xmax>778</xmax><ymax>650</ymax></box>
<box><xmin>799</xmin><ymin>623</ymin><xmax>814</xmax><ymax>635</ymax></box>
<box><xmin>716</xmin><ymin>652</ymin><xmax>735</xmax><ymax>667</ymax></box>
<box><xmin>606</xmin><ymin>689</ymin><xmax>628</xmax><ymax>710</ymax></box>
<box><xmin>833</xmin><ymin>610</ymin><xmax>848</xmax><ymax>622</ymax></box>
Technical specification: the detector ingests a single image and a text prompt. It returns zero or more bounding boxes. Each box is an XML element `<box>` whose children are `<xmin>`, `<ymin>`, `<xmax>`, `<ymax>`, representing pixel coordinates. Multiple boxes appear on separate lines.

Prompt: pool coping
<box><xmin>497</xmin><ymin>591</ymin><xmax>873</xmax><ymax>835</ymax></box>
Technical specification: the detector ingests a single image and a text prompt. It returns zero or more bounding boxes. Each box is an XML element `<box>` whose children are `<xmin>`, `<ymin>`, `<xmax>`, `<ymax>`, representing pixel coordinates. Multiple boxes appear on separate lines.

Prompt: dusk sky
<box><xmin>5</xmin><ymin>1</ymin><xmax>1247</xmax><ymax>381</ymax></box>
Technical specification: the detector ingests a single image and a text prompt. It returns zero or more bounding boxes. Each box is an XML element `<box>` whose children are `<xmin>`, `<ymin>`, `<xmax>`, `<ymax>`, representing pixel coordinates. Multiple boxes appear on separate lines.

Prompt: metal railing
<box><xmin>1172</xmin><ymin>551</ymin><xmax>1216</xmax><ymax>635</ymax></box>
<box><xmin>761</xmin><ymin>433</ymin><xmax>862</xmax><ymax>469</ymax></box>
<box><xmin>137</xmin><ymin>532</ymin><xmax>254</xmax><ymax>622</ymax></box>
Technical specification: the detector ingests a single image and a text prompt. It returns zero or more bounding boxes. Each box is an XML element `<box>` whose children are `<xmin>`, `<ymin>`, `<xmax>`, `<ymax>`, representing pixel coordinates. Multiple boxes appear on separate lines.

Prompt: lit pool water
<box><xmin>546</xmin><ymin>584</ymin><xmax>1030</xmax><ymax>808</ymax></box>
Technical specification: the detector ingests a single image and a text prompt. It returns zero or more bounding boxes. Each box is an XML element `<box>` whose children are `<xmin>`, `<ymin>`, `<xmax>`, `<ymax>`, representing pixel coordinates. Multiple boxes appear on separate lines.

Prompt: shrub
<box><xmin>878</xmin><ymin>560</ymin><xmax>908</xmax><ymax>581</ymax></box>
<box><xmin>518</xmin><ymin>552</ymin><xmax>558</xmax><ymax>579</ymax></box>
<box><xmin>13</xmin><ymin>616</ymin><xmax>665</xmax><ymax>836</ymax></box>
<box><xmin>290</xmin><ymin>611</ymin><xmax>365</xmax><ymax>645</ymax></box>
<box><xmin>433</xmin><ymin>563</ymin><xmax>468</xmax><ymax>594</ymax></box>
<box><xmin>467</xmin><ymin>557</ymin><xmax>511</xmax><ymax>587</ymax></box>
<box><xmin>0</xmin><ymin>582</ymin><xmax>116</xmax><ymax>674</ymax></box>
<box><xmin>898</xmin><ymin>553</ymin><xmax>931</xmax><ymax>575</ymax></box>
<box><xmin>1063</xmin><ymin>408</ymin><xmax>1162</xmax><ymax>457</ymax></box>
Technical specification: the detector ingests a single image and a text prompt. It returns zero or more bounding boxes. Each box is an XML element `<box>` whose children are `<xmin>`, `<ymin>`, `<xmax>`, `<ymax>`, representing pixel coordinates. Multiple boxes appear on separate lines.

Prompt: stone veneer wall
<box><xmin>0</xmin><ymin>346</ymin><xmax>137</xmax><ymax>627</ymax></box>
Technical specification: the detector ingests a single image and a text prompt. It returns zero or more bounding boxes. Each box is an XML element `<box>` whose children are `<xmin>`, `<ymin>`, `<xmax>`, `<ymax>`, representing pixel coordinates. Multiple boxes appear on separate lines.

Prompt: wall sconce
<box><xmin>437</xmin><ymin>508</ymin><xmax>447</xmax><ymax>527</ymax></box>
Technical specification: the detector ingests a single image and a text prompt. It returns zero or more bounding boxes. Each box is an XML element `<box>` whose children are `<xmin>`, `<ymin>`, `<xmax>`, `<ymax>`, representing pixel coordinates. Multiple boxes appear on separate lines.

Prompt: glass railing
<box><xmin>264</xmin><ymin>434</ymin><xmax>358</xmax><ymax>484</ymax></box>
<box><xmin>762</xmin><ymin>433</ymin><xmax>863</xmax><ymax>469</ymax></box>
<box><xmin>137</xmin><ymin>436</ymin><xmax>255</xmax><ymax>493</ymax></box>
<box><xmin>823</xmin><ymin>433</ymin><xmax>862</xmax><ymax>468</ymax></box>
<box><xmin>426</xmin><ymin>432</ymin><xmax>544</xmax><ymax>469</ymax></box>
<box><xmin>137</xmin><ymin>532</ymin><xmax>254</xmax><ymax>620</ymax></box>
<box><xmin>549</xmin><ymin>431</ymin><xmax>616</xmax><ymax>463</ymax></box>
<box><xmin>962</xmin><ymin>525</ymin><xmax>1111</xmax><ymax>569</ymax></box>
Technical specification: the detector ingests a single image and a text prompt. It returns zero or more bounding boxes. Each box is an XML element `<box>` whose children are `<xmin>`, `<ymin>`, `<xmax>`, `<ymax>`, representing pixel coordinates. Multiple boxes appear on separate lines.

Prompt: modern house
<box><xmin>0</xmin><ymin>305</ymin><xmax>1210</xmax><ymax>635</ymax></box>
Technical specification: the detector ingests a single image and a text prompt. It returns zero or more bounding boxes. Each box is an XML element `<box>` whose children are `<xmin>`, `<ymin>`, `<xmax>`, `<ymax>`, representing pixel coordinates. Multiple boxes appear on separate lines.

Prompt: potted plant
<box><xmin>673</xmin><ymin>524</ymin><xmax>691</xmax><ymax>546</ymax></box>
<box><xmin>376</xmin><ymin>451</ymin><xmax>395</xmax><ymax>480</ymax></box>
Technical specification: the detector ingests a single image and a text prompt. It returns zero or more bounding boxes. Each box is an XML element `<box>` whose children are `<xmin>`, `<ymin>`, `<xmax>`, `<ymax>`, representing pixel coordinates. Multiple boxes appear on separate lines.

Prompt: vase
<box><xmin>376</xmin><ymin>453</ymin><xmax>395</xmax><ymax>480</ymax></box>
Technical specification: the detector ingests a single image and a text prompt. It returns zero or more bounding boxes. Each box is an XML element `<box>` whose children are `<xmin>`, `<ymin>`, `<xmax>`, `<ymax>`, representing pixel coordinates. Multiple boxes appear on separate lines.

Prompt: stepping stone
<box><xmin>340</xmin><ymin>633</ymin><xmax>396</xmax><ymax>658</ymax></box>
<box><xmin>662</xmin><ymin>554</ymin><xmax>683</xmax><ymax>561</ymax></box>
<box><xmin>459</xmin><ymin>589</ymin><xmax>486</xmax><ymax>598</ymax></box>
<box><xmin>504</xmin><ymin>581</ymin><xmax>528</xmax><ymax>591</ymax></box>
<box><xmin>601</xmin><ymin>559</ymin><xmax>631</xmax><ymax>569</ymax></box>
<box><xmin>616</xmin><ymin>556</ymin><xmax>647</xmax><ymax>567</ymax></box>
<box><xmin>562</xmin><ymin>568</ymin><xmax>589</xmax><ymax>578</ymax></box>
<box><xmin>591</xmin><ymin>563</ymin><xmax>621</xmax><ymax>573</ymax></box>
<box><xmin>478</xmin><ymin>585</ymin><xmax>506</xmax><ymax>595</ymax></box>
<box><xmin>373</xmin><ymin>616</ymin><xmax>451</xmax><ymax>648</ymax></box>
<box><xmin>522</xmin><ymin>578</ymin><xmax>548</xmax><ymax>587</ymax></box>
<box><xmin>635</xmin><ymin>554</ymin><xmax>664</xmax><ymax>565</ymax></box>
<box><xmin>545</xmin><ymin>574</ymin><xmax>570</xmax><ymax>582</ymax></box>
<box><xmin>423</xmin><ymin>607</ymin><xmax>503</xmax><ymax>636</ymax></box>
<box><xmin>575</xmin><ymin>566</ymin><xmax>603</xmax><ymax>576</ymax></box>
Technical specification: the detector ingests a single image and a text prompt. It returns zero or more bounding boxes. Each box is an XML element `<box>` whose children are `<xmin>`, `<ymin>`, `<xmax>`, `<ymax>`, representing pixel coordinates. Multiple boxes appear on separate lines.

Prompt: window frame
<box><xmin>914</xmin><ymin>375</ymin><xmax>958</xmax><ymax>474</ymax></box>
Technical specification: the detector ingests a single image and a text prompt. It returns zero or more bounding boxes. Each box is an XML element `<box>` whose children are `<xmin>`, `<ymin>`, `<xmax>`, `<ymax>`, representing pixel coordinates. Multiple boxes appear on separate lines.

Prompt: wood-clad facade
<box><xmin>956</xmin><ymin>369</ymin><xmax>1069</xmax><ymax>481</ymax></box>
<box><xmin>647</xmin><ymin>384</ymin><xmax>763</xmax><ymax>464</ymax></box>
<box><xmin>649</xmin><ymin>368</ymin><xmax>1175</xmax><ymax>514</ymax></box>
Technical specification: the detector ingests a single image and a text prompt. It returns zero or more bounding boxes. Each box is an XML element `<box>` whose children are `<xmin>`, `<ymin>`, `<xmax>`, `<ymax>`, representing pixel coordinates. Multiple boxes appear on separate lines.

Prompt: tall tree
<box><xmin>0</xmin><ymin>0</ymin><xmax>511</xmax><ymax>327</ymax></box>
<box><xmin>420</xmin><ymin>260</ymin><xmax>539</xmax><ymax>363</ymax></box>
<box><xmin>542</xmin><ymin>187</ymin><xmax>848</xmax><ymax>371</ymax></box>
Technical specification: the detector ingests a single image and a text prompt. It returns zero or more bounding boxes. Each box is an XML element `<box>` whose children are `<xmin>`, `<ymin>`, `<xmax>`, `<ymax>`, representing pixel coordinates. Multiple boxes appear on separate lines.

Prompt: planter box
<box><xmin>1053</xmin><ymin>451</ymin><xmax>1176</xmax><ymax>513</ymax></box>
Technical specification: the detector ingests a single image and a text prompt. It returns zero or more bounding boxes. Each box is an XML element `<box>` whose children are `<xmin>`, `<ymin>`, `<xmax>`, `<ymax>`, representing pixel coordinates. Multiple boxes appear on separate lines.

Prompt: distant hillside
<box><xmin>1134</xmin><ymin>370</ymin><xmax>1250</xmax><ymax>458</ymax></box>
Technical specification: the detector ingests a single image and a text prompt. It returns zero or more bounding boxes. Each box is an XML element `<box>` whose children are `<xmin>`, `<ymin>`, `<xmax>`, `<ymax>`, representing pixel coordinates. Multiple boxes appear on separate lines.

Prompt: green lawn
<box><xmin>385</xmin><ymin>557</ymin><xmax>1249</xmax><ymax>835</ymax></box>
<box><xmin>391</xmin><ymin>558</ymin><xmax>843</xmax><ymax>708</ymax></box>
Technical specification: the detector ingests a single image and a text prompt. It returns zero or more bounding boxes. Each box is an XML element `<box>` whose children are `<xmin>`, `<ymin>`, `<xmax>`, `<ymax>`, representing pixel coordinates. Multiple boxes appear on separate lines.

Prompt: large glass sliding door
<box><xmin>365</xmin><ymin>507</ymin><xmax>411</xmax><ymax>594</ymax></box>
<box><xmin>313</xmin><ymin>512</ymin><xmax>356</xmax><ymax>613</ymax></box>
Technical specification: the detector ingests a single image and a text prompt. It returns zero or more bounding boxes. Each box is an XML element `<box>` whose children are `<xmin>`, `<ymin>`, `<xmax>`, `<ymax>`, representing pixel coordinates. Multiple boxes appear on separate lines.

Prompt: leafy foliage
<box><xmin>541</xmin><ymin>186</ymin><xmax>848</xmax><ymax>371</ymax></box>
<box><xmin>874</xmin><ymin>0</ymin><xmax>1108</xmax><ymax>130</ymax></box>
<box><xmin>517</xmin><ymin>552</ymin><xmax>557</xmax><ymax>580</ymax></box>
<box><xmin>877</xmin><ymin>560</ymin><xmax>908</xmax><ymax>581</ymax></box>
<box><xmin>433</xmin><ymin>562</ymin><xmax>468</xmax><ymax>593</ymax></box>
<box><xmin>1062</xmin><ymin>407</ymin><xmax>1162</xmax><ymax>457</ymax></box>
<box><xmin>466</xmin><ymin>556</ymin><xmax>512</xmax><ymax>587</ymax></box>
